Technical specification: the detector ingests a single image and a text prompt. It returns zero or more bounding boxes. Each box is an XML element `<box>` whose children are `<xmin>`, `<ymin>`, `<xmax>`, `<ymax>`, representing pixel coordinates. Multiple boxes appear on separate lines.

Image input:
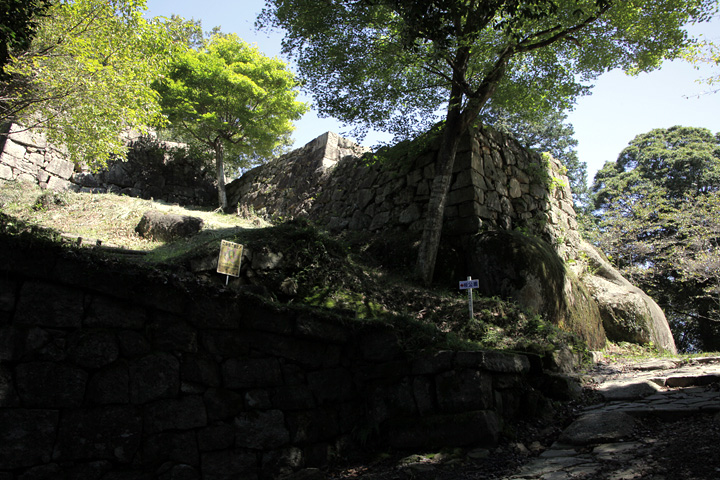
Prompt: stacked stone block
<box><xmin>226</xmin><ymin>127</ymin><xmax>580</xmax><ymax>260</ymax></box>
<box><xmin>0</xmin><ymin>124</ymin><xmax>216</xmax><ymax>207</ymax></box>
<box><xmin>0</xmin><ymin>244</ymin><xmax>548</xmax><ymax>479</ymax></box>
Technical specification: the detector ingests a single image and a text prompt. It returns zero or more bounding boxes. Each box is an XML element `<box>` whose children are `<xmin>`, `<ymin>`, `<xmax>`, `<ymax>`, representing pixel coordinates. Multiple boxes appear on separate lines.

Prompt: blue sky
<box><xmin>145</xmin><ymin>0</ymin><xmax>720</xmax><ymax>184</ymax></box>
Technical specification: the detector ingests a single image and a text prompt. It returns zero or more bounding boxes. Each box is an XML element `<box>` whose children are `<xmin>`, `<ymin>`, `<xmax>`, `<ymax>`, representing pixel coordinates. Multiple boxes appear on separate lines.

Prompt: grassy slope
<box><xmin>0</xmin><ymin>180</ymin><xmax>660</xmax><ymax>359</ymax></box>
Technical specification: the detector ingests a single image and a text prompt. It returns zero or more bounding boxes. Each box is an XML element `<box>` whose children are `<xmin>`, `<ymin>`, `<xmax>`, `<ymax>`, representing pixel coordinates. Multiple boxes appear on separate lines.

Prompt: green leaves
<box><xmin>155</xmin><ymin>33</ymin><xmax>307</xmax><ymax>160</ymax></box>
<box><xmin>153</xmin><ymin>33</ymin><xmax>308</xmax><ymax>208</ymax></box>
<box><xmin>592</xmin><ymin>126</ymin><xmax>720</xmax><ymax>351</ymax></box>
<box><xmin>5</xmin><ymin>0</ymin><xmax>180</xmax><ymax>169</ymax></box>
<box><xmin>262</xmin><ymin>0</ymin><xmax>716</xmax><ymax>142</ymax></box>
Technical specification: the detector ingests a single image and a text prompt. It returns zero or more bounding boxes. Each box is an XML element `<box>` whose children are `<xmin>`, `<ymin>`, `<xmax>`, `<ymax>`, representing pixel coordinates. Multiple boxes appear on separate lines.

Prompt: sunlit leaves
<box><xmin>153</xmin><ymin>33</ymin><xmax>308</xmax><ymax>207</ymax></box>
<box><xmin>5</xmin><ymin>0</ymin><xmax>180</xmax><ymax>169</ymax></box>
<box><xmin>261</xmin><ymin>0</ymin><xmax>716</xmax><ymax>143</ymax></box>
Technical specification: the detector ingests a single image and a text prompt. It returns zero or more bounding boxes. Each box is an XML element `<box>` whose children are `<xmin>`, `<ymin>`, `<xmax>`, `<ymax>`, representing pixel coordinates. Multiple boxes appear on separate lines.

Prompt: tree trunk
<box><xmin>415</xmin><ymin>104</ymin><xmax>465</xmax><ymax>285</ymax></box>
<box><xmin>215</xmin><ymin>141</ymin><xmax>228</xmax><ymax>210</ymax></box>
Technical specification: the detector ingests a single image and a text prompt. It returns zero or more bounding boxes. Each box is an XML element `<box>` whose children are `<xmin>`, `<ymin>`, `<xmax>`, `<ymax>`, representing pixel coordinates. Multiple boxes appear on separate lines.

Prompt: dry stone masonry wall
<box><xmin>227</xmin><ymin>127</ymin><xmax>579</xmax><ymax>260</ymax></box>
<box><xmin>0</xmin><ymin>243</ymin><xmax>553</xmax><ymax>479</ymax></box>
<box><xmin>0</xmin><ymin>123</ymin><xmax>217</xmax><ymax>206</ymax></box>
<box><xmin>226</xmin><ymin>128</ymin><xmax>676</xmax><ymax>353</ymax></box>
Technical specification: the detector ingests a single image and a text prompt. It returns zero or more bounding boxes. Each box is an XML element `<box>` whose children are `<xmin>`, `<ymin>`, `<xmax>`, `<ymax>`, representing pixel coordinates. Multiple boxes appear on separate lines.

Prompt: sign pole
<box><xmin>458</xmin><ymin>277</ymin><xmax>479</xmax><ymax>322</ymax></box>
<box><xmin>466</xmin><ymin>276</ymin><xmax>474</xmax><ymax>321</ymax></box>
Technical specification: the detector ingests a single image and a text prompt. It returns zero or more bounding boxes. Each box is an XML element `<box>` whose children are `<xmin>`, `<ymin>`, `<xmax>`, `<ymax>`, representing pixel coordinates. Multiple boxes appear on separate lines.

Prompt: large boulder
<box><xmin>465</xmin><ymin>230</ymin><xmax>607</xmax><ymax>350</ymax></box>
<box><xmin>135</xmin><ymin>210</ymin><xmax>203</xmax><ymax>242</ymax></box>
<box><xmin>576</xmin><ymin>241</ymin><xmax>676</xmax><ymax>353</ymax></box>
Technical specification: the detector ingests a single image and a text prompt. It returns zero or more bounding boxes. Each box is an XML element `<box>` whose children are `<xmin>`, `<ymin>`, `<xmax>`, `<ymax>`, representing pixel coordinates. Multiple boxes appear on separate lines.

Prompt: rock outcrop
<box><xmin>135</xmin><ymin>210</ymin><xmax>204</xmax><ymax>242</ymax></box>
<box><xmin>574</xmin><ymin>241</ymin><xmax>676</xmax><ymax>353</ymax></box>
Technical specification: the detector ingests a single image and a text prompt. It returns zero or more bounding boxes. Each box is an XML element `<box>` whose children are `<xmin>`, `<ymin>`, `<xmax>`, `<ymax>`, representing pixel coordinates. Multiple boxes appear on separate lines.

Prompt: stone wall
<box><xmin>0</xmin><ymin>124</ymin><xmax>216</xmax><ymax>206</ymax></box>
<box><xmin>0</xmin><ymin>240</ymin><xmax>554</xmax><ymax>479</ymax></box>
<box><xmin>227</xmin><ymin>127</ymin><xmax>578</xmax><ymax>260</ymax></box>
<box><xmin>225</xmin><ymin>128</ymin><xmax>677</xmax><ymax>353</ymax></box>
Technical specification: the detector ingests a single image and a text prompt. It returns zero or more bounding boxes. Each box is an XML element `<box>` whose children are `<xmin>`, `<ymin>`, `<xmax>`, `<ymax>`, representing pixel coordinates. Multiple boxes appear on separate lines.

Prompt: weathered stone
<box><xmin>135</xmin><ymin>210</ymin><xmax>203</xmax><ymax>241</ymax></box>
<box><xmin>0</xmin><ymin>409</ymin><xmax>58</xmax><ymax>468</ymax></box>
<box><xmin>148</xmin><ymin>315</ymin><xmax>198</xmax><ymax>353</ymax></box>
<box><xmin>559</xmin><ymin>411</ymin><xmax>636</xmax><ymax>446</ymax></box>
<box><xmin>69</xmin><ymin>330</ymin><xmax>119</xmax><ymax>369</ymax></box>
<box><xmin>307</xmin><ymin>368</ymin><xmax>355</xmax><ymax>404</ymax></box>
<box><xmin>0</xmin><ymin>163</ymin><xmax>12</xmax><ymax>180</ymax></box>
<box><xmin>360</xmin><ymin>330</ymin><xmax>403</xmax><ymax>362</ymax></box>
<box><xmin>144</xmin><ymin>396</ymin><xmax>207</xmax><ymax>434</ymax></box>
<box><xmin>0</xmin><ymin>365</ymin><xmax>19</xmax><ymax>407</ymax></box>
<box><xmin>597</xmin><ymin>379</ymin><xmax>662</xmax><ymax>400</ymax></box>
<box><xmin>464</xmin><ymin>230</ymin><xmax>606</xmax><ymax>350</ymax></box>
<box><xmin>578</xmin><ymin>241</ymin><xmax>676</xmax><ymax>353</ymax></box>
<box><xmin>412</xmin><ymin>351</ymin><xmax>454</xmax><ymax>374</ymax></box>
<box><xmin>129</xmin><ymin>353</ymin><xmax>180</xmax><ymax>404</ymax></box>
<box><xmin>435</xmin><ymin>369</ymin><xmax>493</xmax><ymax>413</ymax></box>
<box><xmin>106</xmin><ymin>163</ymin><xmax>133</xmax><ymax>187</ymax></box>
<box><xmin>3</xmin><ymin>139</ymin><xmax>27</xmax><ymax>160</ymax></box>
<box><xmin>15</xmin><ymin>362</ymin><xmax>87</xmax><ymax>408</ymax></box>
<box><xmin>46</xmin><ymin>158</ymin><xmax>74</xmax><ymax>179</ymax></box>
<box><xmin>269</xmin><ymin>385</ymin><xmax>316</xmax><ymax>410</ymax></box>
<box><xmin>261</xmin><ymin>447</ymin><xmax>304</xmax><ymax>478</ymax></box>
<box><xmin>235</xmin><ymin>410</ymin><xmax>290</xmax><ymax>449</ymax></box>
<box><xmin>144</xmin><ymin>431</ymin><xmax>199</xmax><ymax>467</ymax></box>
<box><xmin>285</xmin><ymin>410</ymin><xmax>339</xmax><ymax>444</ymax></box>
<box><xmin>201</xmin><ymin>449</ymin><xmax>257</xmax><ymax>480</ymax></box>
<box><xmin>222</xmin><ymin>357</ymin><xmax>282</xmax><ymax>389</ymax></box>
<box><xmin>203</xmin><ymin>388</ymin><xmax>244</xmax><ymax>422</ymax></box>
<box><xmin>55</xmin><ymin>406</ymin><xmax>142</xmax><ymax>462</ymax></box>
<box><xmin>87</xmin><ymin>362</ymin><xmax>130</xmax><ymax>404</ymax></box>
<box><xmin>15</xmin><ymin>281</ymin><xmax>83</xmax><ymax>328</ymax></box>
<box><xmin>197</xmin><ymin>424</ymin><xmax>235</xmax><ymax>452</ymax></box>
<box><xmin>387</xmin><ymin>410</ymin><xmax>500</xmax><ymax>449</ymax></box>
<box><xmin>47</xmin><ymin>175</ymin><xmax>74</xmax><ymax>191</ymax></box>
<box><xmin>84</xmin><ymin>295</ymin><xmax>148</xmax><ymax>329</ymax></box>
<box><xmin>157</xmin><ymin>464</ymin><xmax>200</xmax><ymax>480</ymax></box>
<box><xmin>181</xmin><ymin>354</ymin><xmax>221</xmax><ymax>388</ymax></box>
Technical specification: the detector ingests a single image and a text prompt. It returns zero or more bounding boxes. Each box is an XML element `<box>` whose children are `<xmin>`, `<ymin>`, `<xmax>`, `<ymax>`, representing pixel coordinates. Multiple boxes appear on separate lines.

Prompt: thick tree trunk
<box><xmin>415</xmin><ymin>106</ymin><xmax>465</xmax><ymax>285</ymax></box>
<box><xmin>215</xmin><ymin>142</ymin><xmax>228</xmax><ymax>210</ymax></box>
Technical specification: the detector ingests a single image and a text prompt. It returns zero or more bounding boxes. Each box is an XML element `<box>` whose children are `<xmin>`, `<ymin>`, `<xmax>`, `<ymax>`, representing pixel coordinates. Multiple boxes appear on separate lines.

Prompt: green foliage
<box><xmin>4</xmin><ymin>0</ymin><xmax>181</xmax><ymax>169</ymax></box>
<box><xmin>153</xmin><ymin>32</ymin><xmax>308</xmax><ymax>208</ymax></box>
<box><xmin>261</xmin><ymin>0</ymin><xmax>716</xmax><ymax>143</ymax></box>
<box><xmin>683</xmin><ymin>34</ymin><xmax>720</xmax><ymax>95</ymax></box>
<box><xmin>592</xmin><ymin>126</ymin><xmax>720</xmax><ymax>352</ymax></box>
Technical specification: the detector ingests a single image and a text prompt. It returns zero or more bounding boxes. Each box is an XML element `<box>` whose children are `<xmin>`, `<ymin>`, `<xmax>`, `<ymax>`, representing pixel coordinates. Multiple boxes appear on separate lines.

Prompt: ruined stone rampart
<box><xmin>227</xmin><ymin>127</ymin><xmax>579</xmax><ymax>260</ymax></box>
<box><xmin>0</xmin><ymin>124</ymin><xmax>216</xmax><ymax>206</ymax></box>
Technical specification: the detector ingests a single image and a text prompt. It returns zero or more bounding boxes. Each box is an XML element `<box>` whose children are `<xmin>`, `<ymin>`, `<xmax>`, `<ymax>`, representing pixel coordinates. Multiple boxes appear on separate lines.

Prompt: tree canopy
<box><xmin>260</xmin><ymin>0</ymin><xmax>718</xmax><ymax>285</ymax></box>
<box><xmin>2</xmin><ymin>0</ymin><xmax>181</xmax><ymax>169</ymax></box>
<box><xmin>592</xmin><ymin>126</ymin><xmax>720</xmax><ymax>351</ymax></box>
<box><xmin>153</xmin><ymin>33</ymin><xmax>307</xmax><ymax>209</ymax></box>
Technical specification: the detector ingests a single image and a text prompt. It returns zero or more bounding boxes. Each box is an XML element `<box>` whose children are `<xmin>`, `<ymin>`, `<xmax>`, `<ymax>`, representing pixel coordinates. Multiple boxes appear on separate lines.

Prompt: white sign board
<box><xmin>459</xmin><ymin>279</ymin><xmax>479</xmax><ymax>290</ymax></box>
